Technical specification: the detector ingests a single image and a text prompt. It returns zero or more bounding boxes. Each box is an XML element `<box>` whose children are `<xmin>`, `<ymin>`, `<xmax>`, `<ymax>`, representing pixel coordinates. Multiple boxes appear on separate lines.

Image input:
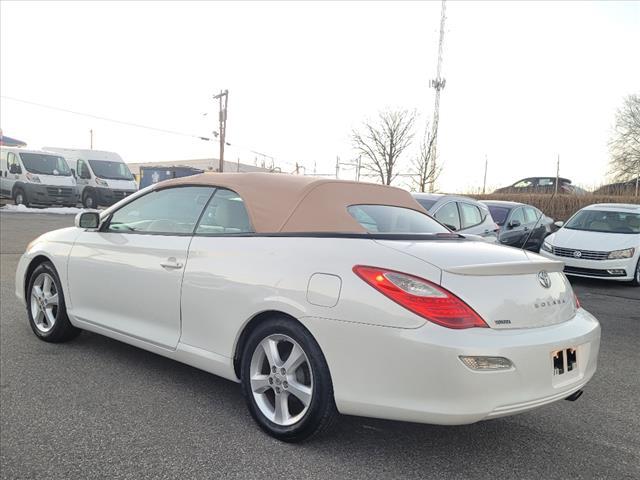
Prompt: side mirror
<box><xmin>75</xmin><ymin>211</ymin><xmax>100</xmax><ymax>230</ymax></box>
<box><xmin>71</xmin><ymin>168</ymin><xmax>76</xmax><ymax>178</ymax></box>
<box><xmin>508</xmin><ymin>219</ymin><xmax>521</xmax><ymax>228</ymax></box>
<box><xmin>9</xmin><ymin>164</ymin><xmax>21</xmax><ymax>174</ymax></box>
<box><xmin>554</xmin><ymin>220</ymin><xmax>564</xmax><ymax>228</ymax></box>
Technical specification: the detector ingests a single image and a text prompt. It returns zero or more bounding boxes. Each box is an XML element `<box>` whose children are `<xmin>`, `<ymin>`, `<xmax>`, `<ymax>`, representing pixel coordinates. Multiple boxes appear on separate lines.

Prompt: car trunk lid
<box><xmin>376</xmin><ymin>240</ymin><xmax>576</xmax><ymax>329</ymax></box>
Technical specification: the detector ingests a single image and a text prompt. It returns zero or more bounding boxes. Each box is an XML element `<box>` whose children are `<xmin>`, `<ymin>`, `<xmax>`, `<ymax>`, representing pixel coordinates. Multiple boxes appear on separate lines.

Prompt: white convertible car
<box><xmin>16</xmin><ymin>173</ymin><xmax>601</xmax><ymax>442</ymax></box>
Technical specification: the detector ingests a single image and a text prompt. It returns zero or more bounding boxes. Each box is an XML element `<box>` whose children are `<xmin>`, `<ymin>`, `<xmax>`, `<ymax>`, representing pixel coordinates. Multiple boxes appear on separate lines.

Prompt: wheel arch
<box><xmin>233</xmin><ymin>310</ymin><xmax>312</xmax><ymax>380</ymax></box>
<box><xmin>12</xmin><ymin>181</ymin><xmax>28</xmax><ymax>197</ymax></box>
<box><xmin>24</xmin><ymin>254</ymin><xmax>56</xmax><ymax>299</ymax></box>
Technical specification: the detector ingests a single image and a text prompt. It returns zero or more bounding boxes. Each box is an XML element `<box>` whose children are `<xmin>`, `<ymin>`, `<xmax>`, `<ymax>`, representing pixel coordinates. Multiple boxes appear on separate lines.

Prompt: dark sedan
<box><xmin>481</xmin><ymin>200</ymin><xmax>556</xmax><ymax>252</ymax></box>
<box><xmin>494</xmin><ymin>177</ymin><xmax>579</xmax><ymax>195</ymax></box>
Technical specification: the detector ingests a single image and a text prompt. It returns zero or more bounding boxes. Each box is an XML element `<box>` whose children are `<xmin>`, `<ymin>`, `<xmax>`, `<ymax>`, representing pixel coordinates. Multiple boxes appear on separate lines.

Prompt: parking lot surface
<box><xmin>1</xmin><ymin>212</ymin><xmax>639</xmax><ymax>479</ymax></box>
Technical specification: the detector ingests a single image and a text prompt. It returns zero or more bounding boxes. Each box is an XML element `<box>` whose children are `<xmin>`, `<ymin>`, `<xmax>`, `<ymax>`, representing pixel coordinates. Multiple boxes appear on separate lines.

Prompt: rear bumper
<box><xmin>301</xmin><ymin>308</ymin><xmax>600</xmax><ymax>425</ymax></box>
<box><xmin>540</xmin><ymin>250</ymin><xmax>637</xmax><ymax>281</ymax></box>
<box><xmin>24</xmin><ymin>184</ymin><xmax>79</xmax><ymax>206</ymax></box>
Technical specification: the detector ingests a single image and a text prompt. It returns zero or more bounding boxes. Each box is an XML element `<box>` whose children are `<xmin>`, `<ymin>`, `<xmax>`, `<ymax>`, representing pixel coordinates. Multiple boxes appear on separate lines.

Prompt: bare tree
<box><xmin>609</xmin><ymin>94</ymin><xmax>640</xmax><ymax>194</ymax></box>
<box><xmin>410</xmin><ymin>124</ymin><xmax>441</xmax><ymax>192</ymax></box>
<box><xmin>352</xmin><ymin>110</ymin><xmax>416</xmax><ymax>185</ymax></box>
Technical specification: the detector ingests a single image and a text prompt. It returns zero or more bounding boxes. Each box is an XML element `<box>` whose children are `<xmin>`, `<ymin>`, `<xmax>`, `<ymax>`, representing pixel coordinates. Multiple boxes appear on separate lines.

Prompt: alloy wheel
<box><xmin>249</xmin><ymin>334</ymin><xmax>313</xmax><ymax>426</ymax></box>
<box><xmin>30</xmin><ymin>272</ymin><xmax>59</xmax><ymax>333</ymax></box>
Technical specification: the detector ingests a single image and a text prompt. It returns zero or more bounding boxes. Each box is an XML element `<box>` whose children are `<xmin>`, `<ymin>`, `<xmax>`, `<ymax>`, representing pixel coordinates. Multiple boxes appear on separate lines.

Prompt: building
<box><xmin>127</xmin><ymin>157</ymin><xmax>271</xmax><ymax>179</ymax></box>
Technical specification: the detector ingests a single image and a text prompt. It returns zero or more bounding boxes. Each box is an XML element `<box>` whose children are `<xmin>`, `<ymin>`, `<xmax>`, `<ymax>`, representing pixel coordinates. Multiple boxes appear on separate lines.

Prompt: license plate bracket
<box><xmin>552</xmin><ymin>347</ymin><xmax>577</xmax><ymax>376</ymax></box>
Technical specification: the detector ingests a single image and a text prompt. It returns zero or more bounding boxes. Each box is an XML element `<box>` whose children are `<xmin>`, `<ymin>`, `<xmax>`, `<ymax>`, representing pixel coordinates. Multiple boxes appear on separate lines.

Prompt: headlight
<box><xmin>95</xmin><ymin>177</ymin><xmax>109</xmax><ymax>187</ymax></box>
<box><xmin>542</xmin><ymin>241</ymin><xmax>553</xmax><ymax>253</ymax></box>
<box><xmin>608</xmin><ymin>248</ymin><xmax>635</xmax><ymax>259</ymax></box>
<box><xmin>26</xmin><ymin>173</ymin><xmax>41</xmax><ymax>183</ymax></box>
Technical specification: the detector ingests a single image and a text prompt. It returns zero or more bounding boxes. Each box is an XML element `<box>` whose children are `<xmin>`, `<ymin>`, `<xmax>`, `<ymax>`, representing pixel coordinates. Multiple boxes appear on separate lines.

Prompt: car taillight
<box><xmin>353</xmin><ymin>265</ymin><xmax>488</xmax><ymax>329</ymax></box>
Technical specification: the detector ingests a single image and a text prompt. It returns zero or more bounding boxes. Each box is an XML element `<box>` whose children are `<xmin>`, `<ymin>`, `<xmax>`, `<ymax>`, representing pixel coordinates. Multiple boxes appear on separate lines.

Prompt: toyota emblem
<box><xmin>537</xmin><ymin>271</ymin><xmax>552</xmax><ymax>289</ymax></box>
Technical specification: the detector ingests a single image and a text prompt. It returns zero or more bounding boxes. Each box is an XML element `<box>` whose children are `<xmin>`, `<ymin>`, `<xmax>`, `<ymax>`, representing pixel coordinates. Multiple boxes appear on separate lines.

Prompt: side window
<box><xmin>524</xmin><ymin>207</ymin><xmax>539</xmax><ymax>224</ymax></box>
<box><xmin>107</xmin><ymin>186</ymin><xmax>214</xmax><ymax>234</ymax></box>
<box><xmin>513</xmin><ymin>179</ymin><xmax>533</xmax><ymax>188</ymax></box>
<box><xmin>77</xmin><ymin>159</ymin><xmax>91</xmax><ymax>179</ymax></box>
<box><xmin>510</xmin><ymin>207</ymin><xmax>525</xmax><ymax>225</ymax></box>
<box><xmin>435</xmin><ymin>202</ymin><xmax>461</xmax><ymax>231</ymax></box>
<box><xmin>459</xmin><ymin>203</ymin><xmax>483</xmax><ymax>229</ymax></box>
<box><xmin>538</xmin><ymin>178</ymin><xmax>553</xmax><ymax>187</ymax></box>
<box><xmin>196</xmin><ymin>188</ymin><xmax>253</xmax><ymax>234</ymax></box>
<box><xmin>7</xmin><ymin>152</ymin><xmax>20</xmax><ymax>173</ymax></box>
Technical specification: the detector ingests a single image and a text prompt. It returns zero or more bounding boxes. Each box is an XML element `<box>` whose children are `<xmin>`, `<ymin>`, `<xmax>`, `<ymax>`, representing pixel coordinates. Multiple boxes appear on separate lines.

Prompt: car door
<box><xmin>67</xmin><ymin>185</ymin><xmax>214</xmax><ymax>349</ymax></box>
<box><xmin>434</xmin><ymin>202</ymin><xmax>461</xmax><ymax>231</ymax></box>
<box><xmin>180</xmin><ymin>188</ymin><xmax>255</xmax><ymax>357</ymax></box>
<box><xmin>3</xmin><ymin>152</ymin><xmax>20</xmax><ymax>196</ymax></box>
<box><xmin>75</xmin><ymin>159</ymin><xmax>91</xmax><ymax>195</ymax></box>
<box><xmin>0</xmin><ymin>151</ymin><xmax>8</xmax><ymax>196</ymax></box>
<box><xmin>499</xmin><ymin>207</ymin><xmax>527</xmax><ymax>247</ymax></box>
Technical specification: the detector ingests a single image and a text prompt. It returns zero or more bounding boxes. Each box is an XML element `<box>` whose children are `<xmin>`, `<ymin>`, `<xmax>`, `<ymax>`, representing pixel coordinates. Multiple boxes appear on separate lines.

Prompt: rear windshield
<box><xmin>347</xmin><ymin>205</ymin><xmax>449</xmax><ymax>234</ymax></box>
<box><xmin>565</xmin><ymin>210</ymin><xmax>640</xmax><ymax>234</ymax></box>
<box><xmin>19</xmin><ymin>153</ymin><xmax>71</xmax><ymax>176</ymax></box>
<box><xmin>487</xmin><ymin>206</ymin><xmax>510</xmax><ymax>226</ymax></box>
<box><xmin>415</xmin><ymin>198</ymin><xmax>437</xmax><ymax>210</ymax></box>
<box><xmin>88</xmin><ymin>160</ymin><xmax>134</xmax><ymax>180</ymax></box>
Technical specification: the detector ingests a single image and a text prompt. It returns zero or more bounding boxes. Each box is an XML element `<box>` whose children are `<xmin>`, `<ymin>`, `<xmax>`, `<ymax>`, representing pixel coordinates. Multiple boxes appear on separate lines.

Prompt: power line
<box><xmin>0</xmin><ymin>95</ymin><xmax>215</xmax><ymax>142</ymax></box>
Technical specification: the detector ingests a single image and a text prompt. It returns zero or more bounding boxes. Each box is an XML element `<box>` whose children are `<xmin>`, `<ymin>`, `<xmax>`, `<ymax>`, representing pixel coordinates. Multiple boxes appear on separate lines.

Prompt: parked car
<box><xmin>412</xmin><ymin>193</ymin><xmax>499</xmax><ymax>241</ymax></box>
<box><xmin>494</xmin><ymin>177</ymin><xmax>580</xmax><ymax>195</ymax></box>
<box><xmin>16</xmin><ymin>173</ymin><xmax>600</xmax><ymax>442</ymax></box>
<box><xmin>481</xmin><ymin>200</ymin><xmax>555</xmax><ymax>252</ymax></box>
<box><xmin>540</xmin><ymin>203</ymin><xmax>640</xmax><ymax>286</ymax></box>
<box><xmin>594</xmin><ymin>178</ymin><xmax>639</xmax><ymax>196</ymax></box>
<box><xmin>0</xmin><ymin>147</ymin><xmax>79</xmax><ymax>207</ymax></box>
<box><xmin>44</xmin><ymin>148</ymin><xmax>138</xmax><ymax>208</ymax></box>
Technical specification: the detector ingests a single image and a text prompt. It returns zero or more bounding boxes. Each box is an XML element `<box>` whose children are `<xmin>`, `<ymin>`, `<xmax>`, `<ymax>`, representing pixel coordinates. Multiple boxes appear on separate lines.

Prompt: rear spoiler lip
<box><xmin>443</xmin><ymin>259</ymin><xmax>565</xmax><ymax>276</ymax></box>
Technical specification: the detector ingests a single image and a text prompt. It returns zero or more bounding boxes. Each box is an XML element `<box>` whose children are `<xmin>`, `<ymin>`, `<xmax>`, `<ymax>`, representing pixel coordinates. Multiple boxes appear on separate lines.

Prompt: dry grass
<box><xmin>469</xmin><ymin>194</ymin><xmax>640</xmax><ymax>221</ymax></box>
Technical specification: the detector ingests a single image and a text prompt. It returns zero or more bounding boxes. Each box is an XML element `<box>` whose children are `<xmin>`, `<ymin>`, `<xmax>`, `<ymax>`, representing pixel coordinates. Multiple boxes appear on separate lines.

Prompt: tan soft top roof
<box><xmin>156</xmin><ymin>172</ymin><xmax>426</xmax><ymax>233</ymax></box>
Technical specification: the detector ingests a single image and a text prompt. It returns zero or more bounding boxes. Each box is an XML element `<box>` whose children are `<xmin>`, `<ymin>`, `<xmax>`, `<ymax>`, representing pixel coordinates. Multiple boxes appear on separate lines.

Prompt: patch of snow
<box><xmin>0</xmin><ymin>204</ymin><xmax>84</xmax><ymax>215</ymax></box>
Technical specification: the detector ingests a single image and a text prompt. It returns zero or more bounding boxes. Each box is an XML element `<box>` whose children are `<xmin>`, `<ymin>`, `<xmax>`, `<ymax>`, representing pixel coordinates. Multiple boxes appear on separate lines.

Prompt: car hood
<box><xmin>547</xmin><ymin>229</ymin><xmax>639</xmax><ymax>251</ymax></box>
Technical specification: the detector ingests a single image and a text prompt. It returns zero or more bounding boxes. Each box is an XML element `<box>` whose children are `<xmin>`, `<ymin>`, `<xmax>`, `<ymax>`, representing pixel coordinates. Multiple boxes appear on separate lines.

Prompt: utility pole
<box><xmin>482</xmin><ymin>155</ymin><xmax>488</xmax><ymax>194</ymax></box>
<box><xmin>428</xmin><ymin>0</ymin><xmax>447</xmax><ymax>193</ymax></box>
<box><xmin>89</xmin><ymin>129</ymin><xmax>93</xmax><ymax>149</ymax></box>
<box><xmin>335</xmin><ymin>156</ymin><xmax>340</xmax><ymax>179</ymax></box>
<box><xmin>356</xmin><ymin>155</ymin><xmax>362</xmax><ymax>182</ymax></box>
<box><xmin>555</xmin><ymin>154</ymin><xmax>560</xmax><ymax>196</ymax></box>
<box><xmin>213</xmin><ymin>90</ymin><xmax>228</xmax><ymax>172</ymax></box>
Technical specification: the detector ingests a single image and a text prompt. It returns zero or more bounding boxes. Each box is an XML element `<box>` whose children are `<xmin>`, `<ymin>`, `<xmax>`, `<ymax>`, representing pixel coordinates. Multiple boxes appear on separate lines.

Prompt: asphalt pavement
<box><xmin>1</xmin><ymin>212</ymin><xmax>639</xmax><ymax>479</ymax></box>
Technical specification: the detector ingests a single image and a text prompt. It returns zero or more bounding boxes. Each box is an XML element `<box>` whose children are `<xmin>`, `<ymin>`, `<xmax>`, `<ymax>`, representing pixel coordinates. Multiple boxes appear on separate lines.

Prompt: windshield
<box><xmin>19</xmin><ymin>153</ymin><xmax>71</xmax><ymax>176</ymax></box>
<box><xmin>565</xmin><ymin>210</ymin><xmax>640</xmax><ymax>234</ymax></box>
<box><xmin>347</xmin><ymin>205</ymin><xmax>450</xmax><ymax>234</ymax></box>
<box><xmin>88</xmin><ymin>160</ymin><xmax>134</xmax><ymax>180</ymax></box>
<box><xmin>487</xmin><ymin>206</ymin><xmax>511</xmax><ymax>226</ymax></box>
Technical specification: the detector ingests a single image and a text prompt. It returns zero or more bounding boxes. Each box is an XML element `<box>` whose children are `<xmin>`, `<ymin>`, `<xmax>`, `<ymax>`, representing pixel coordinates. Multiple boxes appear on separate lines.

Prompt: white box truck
<box><xmin>0</xmin><ymin>147</ymin><xmax>79</xmax><ymax>207</ymax></box>
<box><xmin>44</xmin><ymin>148</ymin><xmax>138</xmax><ymax>208</ymax></box>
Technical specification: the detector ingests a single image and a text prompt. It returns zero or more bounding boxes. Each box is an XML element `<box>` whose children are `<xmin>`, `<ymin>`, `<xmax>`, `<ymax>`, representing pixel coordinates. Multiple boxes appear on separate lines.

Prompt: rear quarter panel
<box><xmin>179</xmin><ymin>237</ymin><xmax>442</xmax><ymax>358</ymax></box>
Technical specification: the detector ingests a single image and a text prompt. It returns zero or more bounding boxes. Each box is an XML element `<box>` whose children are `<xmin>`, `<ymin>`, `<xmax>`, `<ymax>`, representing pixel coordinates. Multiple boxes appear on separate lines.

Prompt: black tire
<box><xmin>82</xmin><ymin>190</ymin><xmax>97</xmax><ymax>209</ymax></box>
<box><xmin>631</xmin><ymin>258</ymin><xmax>640</xmax><ymax>287</ymax></box>
<box><xmin>240</xmin><ymin>316</ymin><xmax>337</xmax><ymax>442</ymax></box>
<box><xmin>26</xmin><ymin>262</ymin><xmax>80</xmax><ymax>343</ymax></box>
<box><xmin>13</xmin><ymin>188</ymin><xmax>29</xmax><ymax>207</ymax></box>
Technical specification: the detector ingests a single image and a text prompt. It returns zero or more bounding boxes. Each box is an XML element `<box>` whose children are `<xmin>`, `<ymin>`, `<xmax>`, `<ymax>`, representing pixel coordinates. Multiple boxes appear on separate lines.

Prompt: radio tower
<box><xmin>428</xmin><ymin>0</ymin><xmax>447</xmax><ymax>193</ymax></box>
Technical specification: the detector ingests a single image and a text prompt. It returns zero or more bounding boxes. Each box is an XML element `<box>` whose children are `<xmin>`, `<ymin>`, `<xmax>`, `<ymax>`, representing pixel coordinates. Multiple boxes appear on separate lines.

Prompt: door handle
<box><xmin>160</xmin><ymin>257</ymin><xmax>183</xmax><ymax>270</ymax></box>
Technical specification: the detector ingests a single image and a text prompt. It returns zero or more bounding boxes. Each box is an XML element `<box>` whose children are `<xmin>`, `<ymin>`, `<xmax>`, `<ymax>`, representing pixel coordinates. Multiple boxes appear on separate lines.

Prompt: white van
<box><xmin>44</xmin><ymin>148</ymin><xmax>138</xmax><ymax>208</ymax></box>
<box><xmin>0</xmin><ymin>147</ymin><xmax>79</xmax><ymax>207</ymax></box>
